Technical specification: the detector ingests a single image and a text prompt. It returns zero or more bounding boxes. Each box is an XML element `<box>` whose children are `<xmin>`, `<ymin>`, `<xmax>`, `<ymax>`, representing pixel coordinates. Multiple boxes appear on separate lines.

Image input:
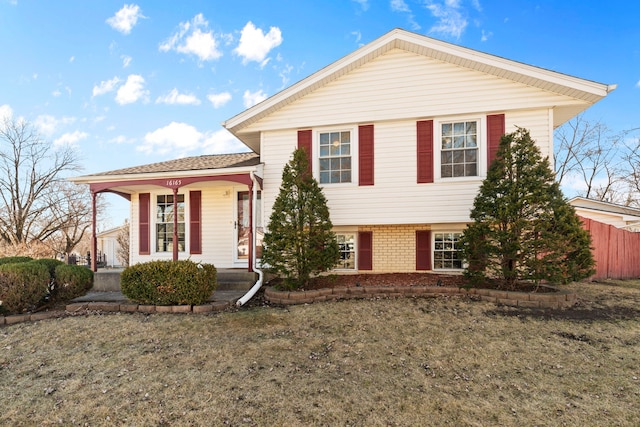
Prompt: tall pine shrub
<box><xmin>460</xmin><ymin>127</ymin><xmax>595</xmax><ymax>290</ymax></box>
<box><xmin>261</xmin><ymin>148</ymin><xmax>340</xmax><ymax>289</ymax></box>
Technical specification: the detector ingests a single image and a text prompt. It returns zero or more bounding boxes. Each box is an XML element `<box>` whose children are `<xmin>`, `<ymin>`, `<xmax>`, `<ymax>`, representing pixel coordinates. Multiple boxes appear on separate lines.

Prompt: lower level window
<box><xmin>335</xmin><ymin>234</ymin><xmax>355</xmax><ymax>269</ymax></box>
<box><xmin>156</xmin><ymin>194</ymin><xmax>185</xmax><ymax>252</ymax></box>
<box><xmin>434</xmin><ymin>232</ymin><xmax>463</xmax><ymax>269</ymax></box>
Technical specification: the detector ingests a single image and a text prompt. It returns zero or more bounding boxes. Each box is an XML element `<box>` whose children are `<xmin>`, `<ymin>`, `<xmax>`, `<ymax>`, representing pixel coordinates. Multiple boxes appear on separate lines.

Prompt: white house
<box><xmin>71</xmin><ymin>29</ymin><xmax>614</xmax><ymax>274</ymax></box>
<box><xmin>97</xmin><ymin>225</ymin><xmax>128</xmax><ymax>267</ymax></box>
<box><xmin>570</xmin><ymin>197</ymin><xmax>640</xmax><ymax>232</ymax></box>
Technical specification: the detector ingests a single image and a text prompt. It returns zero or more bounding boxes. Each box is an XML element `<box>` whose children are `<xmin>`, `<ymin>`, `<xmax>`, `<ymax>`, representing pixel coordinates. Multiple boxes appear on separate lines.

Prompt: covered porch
<box><xmin>70</xmin><ymin>153</ymin><xmax>263</xmax><ymax>273</ymax></box>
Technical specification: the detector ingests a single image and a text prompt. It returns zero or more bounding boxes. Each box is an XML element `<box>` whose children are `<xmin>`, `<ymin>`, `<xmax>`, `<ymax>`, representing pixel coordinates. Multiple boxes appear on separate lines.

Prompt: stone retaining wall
<box><xmin>264</xmin><ymin>285</ymin><xmax>577</xmax><ymax>309</ymax></box>
<box><xmin>0</xmin><ymin>300</ymin><xmax>233</xmax><ymax>326</ymax></box>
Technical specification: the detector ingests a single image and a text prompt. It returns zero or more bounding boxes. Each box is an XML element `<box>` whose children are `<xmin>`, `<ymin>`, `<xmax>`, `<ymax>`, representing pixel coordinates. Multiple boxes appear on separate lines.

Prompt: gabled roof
<box><xmin>570</xmin><ymin>197</ymin><xmax>640</xmax><ymax>218</ymax></box>
<box><xmin>71</xmin><ymin>152</ymin><xmax>259</xmax><ymax>183</ymax></box>
<box><xmin>223</xmin><ymin>28</ymin><xmax>615</xmax><ymax>153</ymax></box>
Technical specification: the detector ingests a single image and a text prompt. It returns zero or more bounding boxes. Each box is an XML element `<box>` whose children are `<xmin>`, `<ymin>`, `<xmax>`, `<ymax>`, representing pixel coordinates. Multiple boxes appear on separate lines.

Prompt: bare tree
<box><xmin>554</xmin><ymin>115</ymin><xmax>638</xmax><ymax>204</ymax></box>
<box><xmin>116</xmin><ymin>220</ymin><xmax>130</xmax><ymax>267</ymax></box>
<box><xmin>43</xmin><ymin>182</ymin><xmax>107</xmax><ymax>258</ymax></box>
<box><xmin>0</xmin><ymin>116</ymin><xmax>82</xmax><ymax>249</ymax></box>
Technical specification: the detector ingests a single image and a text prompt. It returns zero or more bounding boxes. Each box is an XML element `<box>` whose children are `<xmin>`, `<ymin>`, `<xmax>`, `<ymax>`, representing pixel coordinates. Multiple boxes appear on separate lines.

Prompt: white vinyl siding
<box><xmin>243</xmin><ymin>49</ymin><xmax>582</xmax><ymax>134</ymax></box>
<box><xmin>130</xmin><ymin>185</ymin><xmax>246</xmax><ymax>269</ymax></box>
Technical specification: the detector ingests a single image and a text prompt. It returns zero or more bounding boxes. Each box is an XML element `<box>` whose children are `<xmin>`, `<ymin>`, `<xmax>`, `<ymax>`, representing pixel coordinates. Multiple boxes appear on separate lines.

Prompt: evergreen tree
<box><xmin>261</xmin><ymin>148</ymin><xmax>340</xmax><ymax>289</ymax></box>
<box><xmin>460</xmin><ymin>127</ymin><xmax>595</xmax><ymax>290</ymax></box>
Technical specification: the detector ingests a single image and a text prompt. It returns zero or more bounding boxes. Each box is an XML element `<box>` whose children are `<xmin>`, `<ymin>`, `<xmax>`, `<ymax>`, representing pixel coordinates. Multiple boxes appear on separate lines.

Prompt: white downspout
<box><xmin>236</xmin><ymin>170</ymin><xmax>264</xmax><ymax>306</ymax></box>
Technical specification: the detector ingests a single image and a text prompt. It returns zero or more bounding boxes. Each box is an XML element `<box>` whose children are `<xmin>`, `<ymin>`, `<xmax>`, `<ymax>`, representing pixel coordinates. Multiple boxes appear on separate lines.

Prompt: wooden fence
<box><xmin>579</xmin><ymin>216</ymin><xmax>640</xmax><ymax>280</ymax></box>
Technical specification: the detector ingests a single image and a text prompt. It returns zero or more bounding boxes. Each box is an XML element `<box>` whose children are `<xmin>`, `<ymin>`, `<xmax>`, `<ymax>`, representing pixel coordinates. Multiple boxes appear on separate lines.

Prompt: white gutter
<box><xmin>236</xmin><ymin>170</ymin><xmax>264</xmax><ymax>306</ymax></box>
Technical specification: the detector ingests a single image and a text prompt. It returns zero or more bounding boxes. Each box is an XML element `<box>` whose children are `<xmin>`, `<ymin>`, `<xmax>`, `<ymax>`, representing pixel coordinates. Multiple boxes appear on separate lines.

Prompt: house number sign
<box><xmin>166</xmin><ymin>179</ymin><xmax>182</xmax><ymax>187</ymax></box>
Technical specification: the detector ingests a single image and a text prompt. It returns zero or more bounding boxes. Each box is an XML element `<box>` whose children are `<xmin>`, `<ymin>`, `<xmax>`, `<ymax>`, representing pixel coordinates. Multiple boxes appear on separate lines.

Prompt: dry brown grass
<box><xmin>1</xmin><ymin>280</ymin><xmax>639</xmax><ymax>426</ymax></box>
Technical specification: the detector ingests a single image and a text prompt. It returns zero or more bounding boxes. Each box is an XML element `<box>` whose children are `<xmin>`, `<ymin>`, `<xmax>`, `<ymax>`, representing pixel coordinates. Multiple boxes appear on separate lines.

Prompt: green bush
<box><xmin>53</xmin><ymin>265</ymin><xmax>93</xmax><ymax>302</ymax></box>
<box><xmin>31</xmin><ymin>258</ymin><xmax>64</xmax><ymax>280</ymax></box>
<box><xmin>0</xmin><ymin>256</ymin><xmax>33</xmax><ymax>266</ymax></box>
<box><xmin>121</xmin><ymin>260</ymin><xmax>217</xmax><ymax>305</ymax></box>
<box><xmin>0</xmin><ymin>262</ymin><xmax>49</xmax><ymax>315</ymax></box>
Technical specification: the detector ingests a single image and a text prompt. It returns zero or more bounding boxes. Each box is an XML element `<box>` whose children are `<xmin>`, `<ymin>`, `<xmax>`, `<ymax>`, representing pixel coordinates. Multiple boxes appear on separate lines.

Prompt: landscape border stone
<box><xmin>263</xmin><ymin>285</ymin><xmax>577</xmax><ymax>309</ymax></box>
<box><xmin>1</xmin><ymin>284</ymin><xmax>577</xmax><ymax>327</ymax></box>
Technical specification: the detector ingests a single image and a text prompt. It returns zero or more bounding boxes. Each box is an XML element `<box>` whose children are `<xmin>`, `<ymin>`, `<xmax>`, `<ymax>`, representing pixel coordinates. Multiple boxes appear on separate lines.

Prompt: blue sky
<box><xmin>1</xmin><ymin>1</ymin><xmax>639</xmax><ymax>227</ymax></box>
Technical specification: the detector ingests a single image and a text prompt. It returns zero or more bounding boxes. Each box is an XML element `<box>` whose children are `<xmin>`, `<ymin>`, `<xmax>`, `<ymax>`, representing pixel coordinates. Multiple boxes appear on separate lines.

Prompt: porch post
<box><xmin>248</xmin><ymin>181</ymin><xmax>254</xmax><ymax>273</ymax></box>
<box><xmin>91</xmin><ymin>191</ymin><xmax>97</xmax><ymax>272</ymax></box>
<box><xmin>172</xmin><ymin>187</ymin><xmax>179</xmax><ymax>261</ymax></box>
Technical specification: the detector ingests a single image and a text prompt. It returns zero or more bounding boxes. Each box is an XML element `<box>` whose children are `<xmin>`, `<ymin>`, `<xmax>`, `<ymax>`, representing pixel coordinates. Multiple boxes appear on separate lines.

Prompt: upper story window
<box><xmin>441</xmin><ymin>121</ymin><xmax>478</xmax><ymax>178</ymax></box>
<box><xmin>319</xmin><ymin>131</ymin><xmax>351</xmax><ymax>184</ymax></box>
<box><xmin>156</xmin><ymin>194</ymin><xmax>185</xmax><ymax>252</ymax></box>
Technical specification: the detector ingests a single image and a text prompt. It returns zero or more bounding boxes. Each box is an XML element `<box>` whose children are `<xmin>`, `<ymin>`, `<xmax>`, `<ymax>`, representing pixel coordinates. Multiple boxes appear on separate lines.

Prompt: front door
<box><xmin>235</xmin><ymin>191</ymin><xmax>263</xmax><ymax>264</ymax></box>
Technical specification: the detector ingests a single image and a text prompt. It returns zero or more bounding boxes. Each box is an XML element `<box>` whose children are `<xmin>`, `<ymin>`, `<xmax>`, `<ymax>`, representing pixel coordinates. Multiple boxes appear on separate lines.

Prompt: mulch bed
<box><xmin>267</xmin><ymin>273</ymin><xmax>558</xmax><ymax>293</ymax></box>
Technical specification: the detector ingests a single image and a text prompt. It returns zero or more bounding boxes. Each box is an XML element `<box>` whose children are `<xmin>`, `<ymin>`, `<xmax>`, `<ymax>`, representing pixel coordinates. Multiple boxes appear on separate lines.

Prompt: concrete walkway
<box><xmin>72</xmin><ymin>289</ymin><xmax>247</xmax><ymax>305</ymax></box>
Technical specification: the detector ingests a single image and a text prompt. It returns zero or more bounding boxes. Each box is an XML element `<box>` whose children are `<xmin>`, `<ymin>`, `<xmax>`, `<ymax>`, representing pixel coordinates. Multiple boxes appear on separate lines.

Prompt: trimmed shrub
<box><xmin>0</xmin><ymin>256</ymin><xmax>33</xmax><ymax>266</ymax></box>
<box><xmin>121</xmin><ymin>260</ymin><xmax>217</xmax><ymax>306</ymax></box>
<box><xmin>0</xmin><ymin>262</ymin><xmax>49</xmax><ymax>315</ymax></box>
<box><xmin>31</xmin><ymin>258</ymin><xmax>64</xmax><ymax>280</ymax></box>
<box><xmin>53</xmin><ymin>265</ymin><xmax>93</xmax><ymax>302</ymax></box>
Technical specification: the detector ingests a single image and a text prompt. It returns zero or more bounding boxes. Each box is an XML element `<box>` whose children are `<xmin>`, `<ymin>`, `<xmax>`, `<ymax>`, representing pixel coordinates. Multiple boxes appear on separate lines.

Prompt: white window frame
<box><xmin>334</xmin><ymin>232</ymin><xmax>357</xmax><ymax>270</ymax></box>
<box><xmin>152</xmin><ymin>192</ymin><xmax>188</xmax><ymax>256</ymax></box>
<box><xmin>314</xmin><ymin>126</ymin><xmax>358</xmax><ymax>186</ymax></box>
<box><xmin>433</xmin><ymin>231</ymin><xmax>465</xmax><ymax>271</ymax></box>
<box><xmin>434</xmin><ymin>116</ymin><xmax>486</xmax><ymax>182</ymax></box>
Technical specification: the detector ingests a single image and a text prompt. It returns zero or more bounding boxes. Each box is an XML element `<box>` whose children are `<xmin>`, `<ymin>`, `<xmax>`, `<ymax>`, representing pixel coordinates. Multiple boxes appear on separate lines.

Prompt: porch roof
<box><xmin>70</xmin><ymin>152</ymin><xmax>262</xmax><ymax>197</ymax></box>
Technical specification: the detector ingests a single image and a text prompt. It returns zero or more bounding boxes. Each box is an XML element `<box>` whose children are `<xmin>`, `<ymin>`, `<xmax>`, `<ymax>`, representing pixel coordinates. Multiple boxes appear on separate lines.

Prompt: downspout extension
<box><xmin>237</xmin><ymin>170</ymin><xmax>264</xmax><ymax>306</ymax></box>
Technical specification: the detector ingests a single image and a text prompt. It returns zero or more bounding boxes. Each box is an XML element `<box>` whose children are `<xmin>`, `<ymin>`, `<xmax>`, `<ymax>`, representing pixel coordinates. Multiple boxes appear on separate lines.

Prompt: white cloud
<box><xmin>156</xmin><ymin>88</ymin><xmax>201</xmax><ymax>105</ymax></box>
<box><xmin>201</xmin><ymin>129</ymin><xmax>249</xmax><ymax>154</ymax></box>
<box><xmin>159</xmin><ymin>14</ymin><xmax>222</xmax><ymax>62</ymax></box>
<box><xmin>243</xmin><ymin>89</ymin><xmax>267</xmax><ymax>108</ymax></box>
<box><xmin>425</xmin><ymin>0</ymin><xmax>468</xmax><ymax>39</ymax></box>
<box><xmin>139</xmin><ymin>122</ymin><xmax>246</xmax><ymax>156</ymax></box>
<box><xmin>34</xmin><ymin>114</ymin><xmax>76</xmax><ymax>136</ymax></box>
<box><xmin>108</xmin><ymin>135</ymin><xmax>134</xmax><ymax>144</ymax></box>
<box><xmin>106</xmin><ymin>4</ymin><xmax>144</xmax><ymax>35</ymax></box>
<box><xmin>140</xmin><ymin>122</ymin><xmax>203</xmax><ymax>155</ymax></box>
<box><xmin>122</xmin><ymin>55</ymin><xmax>132</xmax><ymax>68</ymax></box>
<box><xmin>52</xmin><ymin>89</ymin><xmax>62</xmax><ymax>97</ymax></box>
<box><xmin>115</xmin><ymin>74</ymin><xmax>149</xmax><ymax>105</ymax></box>
<box><xmin>69</xmin><ymin>56</ymin><xmax>75</xmax><ymax>63</ymax></box>
<box><xmin>0</xmin><ymin>104</ymin><xmax>13</xmax><ymax>121</ymax></box>
<box><xmin>391</xmin><ymin>0</ymin><xmax>410</xmax><ymax>12</ymax></box>
<box><xmin>352</xmin><ymin>0</ymin><xmax>369</xmax><ymax>11</ymax></box>
<box><xmin>53</xmin><ymin>131</ymin><xmax>88</xmax><ymax>148</ymax></box>
<box><xmin>636</xmin><ymin>80</ymin><xmax>640</xmax><ymax>88</ymax></box>
<box><xmin>234</xmin><ymin>22</ymin><xmax>282</xmax><ymax>66</ymax></box>
<box><xmin>207</xmin><ymin>92</ymin><xmax>232</xmax><ymax>108</ymax></box>
<box><xmin>481</xmin><ymin>29</ymin><xmax>492</xmax><ymax>41</ymax></box>
<box><xmin>93</xmin><ymin>77</ymin><xmax>121</xmax><ymax>97</ymax></box>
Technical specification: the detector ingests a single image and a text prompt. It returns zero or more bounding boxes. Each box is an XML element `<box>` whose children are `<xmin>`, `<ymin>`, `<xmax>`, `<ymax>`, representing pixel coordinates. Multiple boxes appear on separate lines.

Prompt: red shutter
<box><xmin>297</xmin><ymin>130</ymin><xmax>313</xmax><ymax>175</ymax></box>
<box><xmin>359</xmin><ymin>124</ymin><xmax>374</xmax><ymax>186</ymax></box>
<box><xmin>358</xmin><ymin>231</ymin><xmax>373</xmax><ymax>271</ymax></box>
<box><xmin>417</xmin><ymin>120</ymin><xmax>434</xmax><ymax>183</ymax></box>
<box><xmin>189</xmin><ymin>191</ymin><xmax>202</xmax><ymax>255</ymax></box>
<box><xmin>139</xmin><ymin>193</ymin><xmax>150</xmax><ymax>255</ymax></box>
<box><xmin>487</xmin><ymin>114</ymin><xmax>505</xmax><ymax>168</ymax></box>
<box><xmin>416</xmin><ymin>230</ymin><xmax>432</xmax><ymax>271</ymax></box>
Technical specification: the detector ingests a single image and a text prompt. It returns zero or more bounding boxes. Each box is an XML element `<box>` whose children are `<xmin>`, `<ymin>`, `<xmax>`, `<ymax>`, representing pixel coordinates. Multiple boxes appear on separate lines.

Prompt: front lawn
<box><xmin>1</xmin><ymin>280</ymin><xmax>639</xmax><ymax>426</ymax></box>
